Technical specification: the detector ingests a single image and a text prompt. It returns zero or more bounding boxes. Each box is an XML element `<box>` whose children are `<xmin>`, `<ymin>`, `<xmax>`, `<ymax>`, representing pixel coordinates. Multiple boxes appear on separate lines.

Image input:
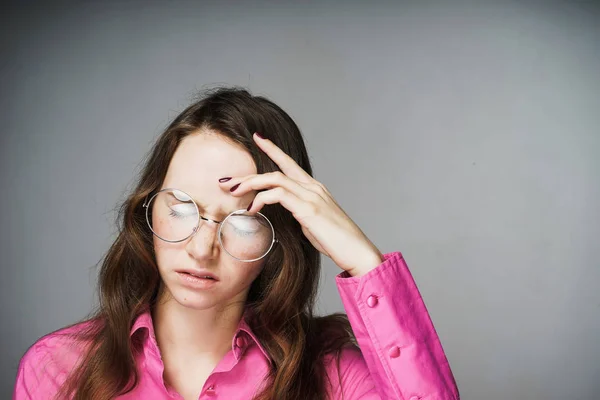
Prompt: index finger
<box><xmin>253</xmin><ymin>133</ymin><xmax>313</xmax><ymax>182</ymax></box>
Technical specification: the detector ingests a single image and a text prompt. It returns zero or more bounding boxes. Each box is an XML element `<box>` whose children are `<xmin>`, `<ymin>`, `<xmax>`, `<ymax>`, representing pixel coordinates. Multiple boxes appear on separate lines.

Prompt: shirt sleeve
<box><xmin>13</xmin><ymin>335</ymin><xmax>72</xmax><ymax>400</ymax></box>
<box><xmin>335</xmin><ymin>252</ymin><xmax>459</xmax><ymax>400</ymax></box>
<box><xmin>13</xmin><ymin>360</ymin><xmax>33</xmax><ymax>400</ymax></box>
<box><xmin>14</xmin><ymin>346</ymin><xmax>54</xmax><ymax>400</ymax></box>
<box><xmin>324</xmin><ymin>346</ymin><xmax>381</xmax><ymax>399</ymax></box>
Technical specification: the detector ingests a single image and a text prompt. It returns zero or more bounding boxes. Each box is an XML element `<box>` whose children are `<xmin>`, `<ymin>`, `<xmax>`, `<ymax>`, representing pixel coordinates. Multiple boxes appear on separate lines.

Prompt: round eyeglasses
<box><xmin>143</xmin><ymin>188</ymin><xmax>277</xmax><ymax>262</ymax></box>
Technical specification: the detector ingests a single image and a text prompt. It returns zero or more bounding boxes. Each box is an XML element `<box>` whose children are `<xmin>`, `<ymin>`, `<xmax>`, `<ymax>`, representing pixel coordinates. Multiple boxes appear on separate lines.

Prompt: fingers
<box><xmin>220</xmin><ymin>171</ymin><xmax>324</xmax><ymax>204</ymax></box>
<box><xmin>245</xmin><ymin>186</ymin><xmax>319</xmax><ymax>218</ymax></box>
<box><xmin>252</xmin><ymin>133</ymin><xmax>314</xmax><ymax>183</ymax></box>
<box><xmin>217</xmin><ymin>133</ymin><xmax>332</xmax><ymax>214</ymax></box>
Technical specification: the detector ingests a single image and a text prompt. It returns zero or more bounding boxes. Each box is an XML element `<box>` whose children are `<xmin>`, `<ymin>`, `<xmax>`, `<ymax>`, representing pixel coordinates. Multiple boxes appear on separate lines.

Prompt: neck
<box><xmin>152</xmin><ymin>290</ymin><xmax>245</xmax><ymax>360</ymax></box>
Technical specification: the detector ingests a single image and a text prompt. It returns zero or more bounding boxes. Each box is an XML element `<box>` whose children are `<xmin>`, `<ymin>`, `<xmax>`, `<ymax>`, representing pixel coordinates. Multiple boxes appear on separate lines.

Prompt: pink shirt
<box><xmin>14</xmin><ymin>252</ymin><xmax>459</xmax><ymax>399</ymax></box>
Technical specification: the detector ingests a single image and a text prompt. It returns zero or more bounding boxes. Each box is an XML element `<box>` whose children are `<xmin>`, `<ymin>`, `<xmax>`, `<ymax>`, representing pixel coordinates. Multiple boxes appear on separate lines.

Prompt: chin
<box><xmin>172</xmin><ymin>290</ymin><xmax>221</xmax><ymax>310</ymax></box>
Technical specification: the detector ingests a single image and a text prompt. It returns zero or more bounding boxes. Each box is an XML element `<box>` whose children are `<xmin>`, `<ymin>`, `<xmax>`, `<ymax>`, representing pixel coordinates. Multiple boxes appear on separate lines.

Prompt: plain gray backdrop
<box><xmin>1</xmin><ymin>1</ymin><xmax>599</xmax><ymax>399</ymax></box>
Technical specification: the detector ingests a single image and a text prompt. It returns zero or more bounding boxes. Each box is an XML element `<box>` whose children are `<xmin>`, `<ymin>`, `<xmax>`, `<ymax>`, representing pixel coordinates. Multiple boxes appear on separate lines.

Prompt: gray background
<box><xmin>1</xmin><ymin>1</ymin><xmax>599</xmax><ymax>399</ymax></box>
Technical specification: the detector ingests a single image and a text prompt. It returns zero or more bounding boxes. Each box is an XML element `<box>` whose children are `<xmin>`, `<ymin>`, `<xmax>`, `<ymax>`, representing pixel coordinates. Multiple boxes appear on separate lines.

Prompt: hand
<box><xmin>218</xmin><ymin>133</ymin><xmax>383</xmax><ymax>277</ymax></box>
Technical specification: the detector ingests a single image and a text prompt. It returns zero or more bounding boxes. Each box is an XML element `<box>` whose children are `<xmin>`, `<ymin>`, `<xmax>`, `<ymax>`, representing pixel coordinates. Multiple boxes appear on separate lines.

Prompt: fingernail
<box><xmin>246</xmin><ymin>201</ymin><xmax>253</xmax><ymax>211</ymax></box>
<box><xmin>255</xmin><ymin>132</ymin><xmax>265</xmax><ymax>139</ymax></box>
<box><xmin>219</xmin><ymin>177</ymin><xmax>232</xmax><ymax>183</ymax></box>
<box><xmin>230</xmin><ymin>183</ymin><xmax>240</xmax><ymax>192</ymax></box>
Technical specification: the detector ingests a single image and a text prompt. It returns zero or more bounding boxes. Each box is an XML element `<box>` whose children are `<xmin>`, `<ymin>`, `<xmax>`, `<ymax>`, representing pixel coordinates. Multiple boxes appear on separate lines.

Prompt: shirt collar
<box><xmin>129</xmin><ymin>308</ymin><xmax>270</xmax><ymax>362</ymax></box>
<box><xmin>235</xmin><ymin>312</ymin><xmax>270</xmax><ymax>361</ymax></box>
<box><xmin>130</xmin><ymin>310</ymin><xmax>153</xmax><ymax>336</ymax></box>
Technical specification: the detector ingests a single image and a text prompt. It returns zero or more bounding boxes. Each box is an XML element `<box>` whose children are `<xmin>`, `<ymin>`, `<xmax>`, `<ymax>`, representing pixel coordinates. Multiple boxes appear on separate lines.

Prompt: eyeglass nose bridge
<box><xmin>190</xmin><ymin>214</ymin><xmax>221</xmax><ymax>237</ymax></box>
<box><xmin>200</xmin><ymin>214</ymin><xmax>222</xmax><ymax>225</ymax></box>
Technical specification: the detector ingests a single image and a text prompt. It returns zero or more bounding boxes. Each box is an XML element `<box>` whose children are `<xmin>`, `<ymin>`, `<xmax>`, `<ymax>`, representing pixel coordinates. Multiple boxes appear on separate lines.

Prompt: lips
<box><xmin>176</xmin><ymin>269</ymin><xmax>219</xmax><ymax>281</ymax></box>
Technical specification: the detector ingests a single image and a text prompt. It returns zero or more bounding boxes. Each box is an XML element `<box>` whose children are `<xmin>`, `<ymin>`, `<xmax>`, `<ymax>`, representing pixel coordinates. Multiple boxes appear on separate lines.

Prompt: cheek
<box><xmin>153</xmin><ymin>214</ymin><xmax>177</xmax><ymax>234</ymax></box>
<box><xmin>231</xmin><ymin>261</ymin><xmax>265</xmax><ymax>287</ymax></box>
<box><xmin>153</xmin><ymin>236</ymin><xmax>165</xmax><ymax>260</ymax></box>
<box><xmin>153</xmin><ymin>237</ymin><xmax>183</xmax><ymax>271</ymax></box>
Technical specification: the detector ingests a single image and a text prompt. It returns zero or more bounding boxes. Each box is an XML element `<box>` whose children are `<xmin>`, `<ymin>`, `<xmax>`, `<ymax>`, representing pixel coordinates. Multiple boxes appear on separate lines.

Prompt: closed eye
<box><xmin>169</xmin><ymin>203</ymin><xmax>196</xmax><ymax>218</ymax></box>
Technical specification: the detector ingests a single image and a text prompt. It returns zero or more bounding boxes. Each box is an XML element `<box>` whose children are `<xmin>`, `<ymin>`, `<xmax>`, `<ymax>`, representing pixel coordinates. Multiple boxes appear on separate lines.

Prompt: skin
<box><xmin>152</xmin><ymin>130</ymin><xmax>383</xmax><ymax>399</ymax></box>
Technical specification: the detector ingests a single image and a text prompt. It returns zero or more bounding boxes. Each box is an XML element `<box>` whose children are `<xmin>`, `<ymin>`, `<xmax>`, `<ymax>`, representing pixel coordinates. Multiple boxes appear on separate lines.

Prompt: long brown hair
<box><xmin>58</xmin><ymin>87</ymin><xmax>356</xmax><ymax>399</ymax></box>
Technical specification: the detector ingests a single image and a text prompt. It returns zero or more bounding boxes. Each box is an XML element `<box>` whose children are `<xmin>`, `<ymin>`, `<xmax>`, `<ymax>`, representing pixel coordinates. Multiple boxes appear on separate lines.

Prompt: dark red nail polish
<box><xmin>219</xmin><ymin>177</ymin><xmax>232</xmax><ymax>183</ymax></box>
<box><xmin>230</xmin><ymin>183</ymin><xmax>240</xmax><ymax>192</ymax></box>
<box><xmin>255</xmin><ymin>132</ymin><xmax>265</xmax><ymax>139</ymax></box>
<box><xmin>246</xmin><ymin>201</ymin><xmax>253</xmax><ymax>211</ymax></box>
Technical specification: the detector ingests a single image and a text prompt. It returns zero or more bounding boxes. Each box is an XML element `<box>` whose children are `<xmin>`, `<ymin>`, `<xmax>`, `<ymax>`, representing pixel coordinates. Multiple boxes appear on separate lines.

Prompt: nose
<box><xmin>185</xmin><ymin>219</ymin><xmax>220</xmax><ymax>261</ymax></box>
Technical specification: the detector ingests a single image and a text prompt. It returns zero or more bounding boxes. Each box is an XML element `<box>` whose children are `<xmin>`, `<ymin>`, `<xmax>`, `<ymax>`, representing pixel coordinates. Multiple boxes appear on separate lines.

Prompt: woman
<box><xmin>14</xmin><ymin>87</ymin><xmax>459</xmax><ymax>399</ymax></box>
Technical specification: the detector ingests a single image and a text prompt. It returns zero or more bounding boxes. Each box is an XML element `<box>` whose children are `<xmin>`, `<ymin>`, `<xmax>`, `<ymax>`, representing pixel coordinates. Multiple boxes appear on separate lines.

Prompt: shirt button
<box><xmin>205</xmin><ymin>385</ymin><xmax>216</xmax><ymax>396</ymax></box>
<box><xmin>388</xmin><ymin>346</ymin><xmax>401</xmax><ymax>358</ymax></box>
<box><xmin>236</xmin><ymin>336</ymin><xmax>245</xmax><ymax>349</ymax></box>
<box><xmin>366</xmin><ymin>295</ymin><xmax>378</xmax><ymax>308</ymax></box>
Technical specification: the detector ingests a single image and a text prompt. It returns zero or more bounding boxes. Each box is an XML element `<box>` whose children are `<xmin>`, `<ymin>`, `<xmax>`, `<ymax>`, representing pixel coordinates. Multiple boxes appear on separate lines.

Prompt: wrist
<box><xmin>347</xmin><ymin>248</ymin><xmax>384</xmax><ymax>277</ymax></box>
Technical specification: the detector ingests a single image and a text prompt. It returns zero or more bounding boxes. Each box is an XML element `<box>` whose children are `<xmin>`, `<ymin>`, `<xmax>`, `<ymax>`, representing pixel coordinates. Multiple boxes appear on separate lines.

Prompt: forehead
<box><xmin>162</xmin><ymin>131</ymin><xmax>256</xmax><ymax>212</ymax></box>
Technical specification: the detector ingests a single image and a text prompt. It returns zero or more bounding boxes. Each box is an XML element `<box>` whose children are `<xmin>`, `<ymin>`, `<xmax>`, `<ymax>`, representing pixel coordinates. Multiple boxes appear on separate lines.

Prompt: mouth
<box><xmin>179</xmin><ymin>272</ymin><xmax>217</xmax><ymax>280</ymax></box>
<box><xmin>175</xmin><ymin>269</ymin><xmax>220</xmax><ymax>285</ymax></box>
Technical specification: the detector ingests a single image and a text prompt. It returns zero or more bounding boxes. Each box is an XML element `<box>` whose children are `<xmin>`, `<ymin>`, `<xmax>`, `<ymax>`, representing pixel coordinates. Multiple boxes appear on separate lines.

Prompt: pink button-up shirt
<box><xmin>14</xmin><ymin>252</ymin><xmax>459</xmax><ymax>399</ymax></box>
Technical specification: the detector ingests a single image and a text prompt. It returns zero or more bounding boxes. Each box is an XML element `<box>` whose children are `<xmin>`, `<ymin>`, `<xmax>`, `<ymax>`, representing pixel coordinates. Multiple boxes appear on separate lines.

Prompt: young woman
<box><xmin>14</xmin><ymin>88</ymin><xmax>459</xmax><ymax>400</ymax></box>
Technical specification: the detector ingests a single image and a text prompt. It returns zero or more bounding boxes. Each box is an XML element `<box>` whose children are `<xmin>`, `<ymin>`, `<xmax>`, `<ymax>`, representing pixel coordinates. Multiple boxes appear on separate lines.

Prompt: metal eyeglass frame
<box><xmin>143</xmin><ymin>187</ymin><xmax>278</xmax><ymax>263</ymax></box>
